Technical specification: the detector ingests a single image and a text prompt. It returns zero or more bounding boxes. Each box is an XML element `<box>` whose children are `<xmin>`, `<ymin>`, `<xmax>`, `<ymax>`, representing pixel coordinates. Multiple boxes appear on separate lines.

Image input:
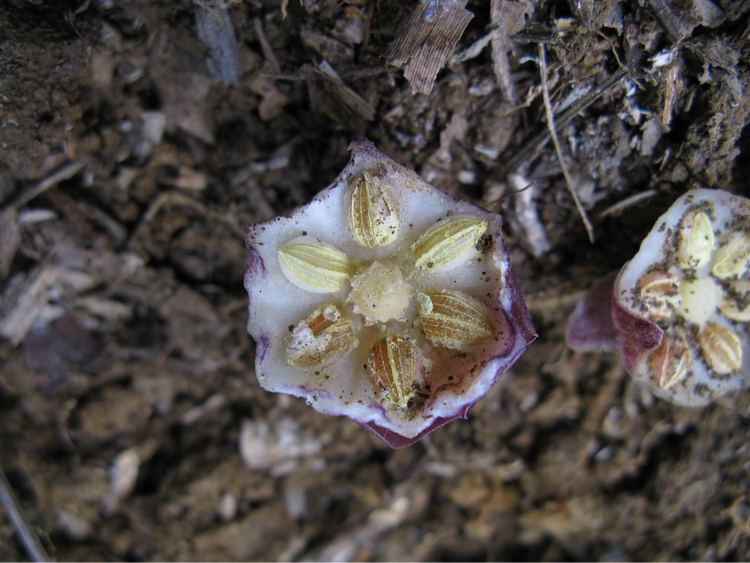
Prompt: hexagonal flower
<box><xmin>244</xmin><ymin>141</ymin><xmax>536</xmax><ymax>447</ymax></box>
<box><xmin>568</xmin><ymin>188</ymin><xmax>750</xmax><ymax>406</ymax></box>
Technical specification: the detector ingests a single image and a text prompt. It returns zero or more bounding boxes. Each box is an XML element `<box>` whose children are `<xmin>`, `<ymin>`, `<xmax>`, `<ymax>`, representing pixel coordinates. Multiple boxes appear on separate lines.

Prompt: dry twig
<box><xmin>504</xmin><ymin>67</ymin><xmax>628</xmax><ymax>174</ymax></box>
<box><xmin>0</xmin><ymin>465</ymin><xmax>50</xmax><ymax>562</ymax></box>
<box><xmin>598</xmin><ymin>189</ymin><xmax>658</xmax><ymax>218</ymax></box>
<box><xmin>538</xmin><ymin>44</ymin><xmax>595</xmax><ymax>243</ymax></box>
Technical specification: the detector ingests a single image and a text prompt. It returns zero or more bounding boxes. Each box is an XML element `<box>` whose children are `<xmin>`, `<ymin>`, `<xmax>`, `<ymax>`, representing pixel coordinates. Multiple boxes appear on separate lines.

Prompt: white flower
<box><xmin>244</xmin><ymin>141</ymin><xmax>536</xmax><ymax>447</ymax></box>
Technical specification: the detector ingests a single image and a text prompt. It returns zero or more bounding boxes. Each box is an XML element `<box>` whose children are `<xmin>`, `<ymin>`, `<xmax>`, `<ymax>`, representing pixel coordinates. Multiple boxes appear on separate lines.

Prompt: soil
<box><xmin>1</xmin><ymin>0</ymin><xmax>750</xmax><ymax>560</ymax></box>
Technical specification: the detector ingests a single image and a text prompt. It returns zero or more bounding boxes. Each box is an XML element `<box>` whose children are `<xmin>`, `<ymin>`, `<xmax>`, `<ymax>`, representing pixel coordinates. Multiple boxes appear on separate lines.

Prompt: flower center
<box><xmin>677</xmin><ymin>276</ymin><xmax>722</xmax><ymax>327</ymax></box>
<box><xmin>348</xmin><ymin>261</ymin><xmax>413</xmax><ymax>326</ymax></box>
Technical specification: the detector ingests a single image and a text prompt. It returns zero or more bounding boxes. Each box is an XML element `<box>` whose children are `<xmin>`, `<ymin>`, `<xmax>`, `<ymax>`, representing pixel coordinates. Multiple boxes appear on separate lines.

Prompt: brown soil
<box><xmin>1</xmin><ymin>0</ymin><xmax>750</xmax><ymax>560</ymax></box>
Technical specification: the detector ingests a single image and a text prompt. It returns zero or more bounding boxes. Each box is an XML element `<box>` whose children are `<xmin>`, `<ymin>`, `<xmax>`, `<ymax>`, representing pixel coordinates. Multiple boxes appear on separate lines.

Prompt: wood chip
<box><xmin>490</xmin><ymin>0</ymin><xmax>533</xmax><ymax>102</ymax></box>
<box><xmin>195</xmin><ymin>3</ymin><xmax>241</xmax><ymax>85</ymax></box>
<box><xmin>0</xmin><ymin>266</ymin><xmax>93</xmax><ymax>347</ymax></box>
<box><xmin>0</xmin><ymin>208</ymin><xmax>19</xmax><ymax>281</ymax></box>
<box><xmin>645</xmin><ymin>0</ymin><xmax>724</xmax><ymax>43</ymax></box>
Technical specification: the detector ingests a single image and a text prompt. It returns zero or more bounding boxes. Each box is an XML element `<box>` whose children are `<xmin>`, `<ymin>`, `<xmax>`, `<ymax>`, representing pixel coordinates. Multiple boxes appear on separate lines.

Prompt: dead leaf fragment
<box><xmin>300</xmin><ymin>27</ymin><xmax>354</xmax><ymax>66</ymax></box>
<box><xmin>300</xmin><ymin>60</ymin><xmax>375</xmax><ymax>123</ymax></box>
<box><xmin>384</xmin><ymin>0</ymin><xmax>473</xmax><ymax>95</ymax></box>
<box><xmin>249</xmin><ymin>62</ymin><xmax>291</xmax><ymax>122</ymax></box>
